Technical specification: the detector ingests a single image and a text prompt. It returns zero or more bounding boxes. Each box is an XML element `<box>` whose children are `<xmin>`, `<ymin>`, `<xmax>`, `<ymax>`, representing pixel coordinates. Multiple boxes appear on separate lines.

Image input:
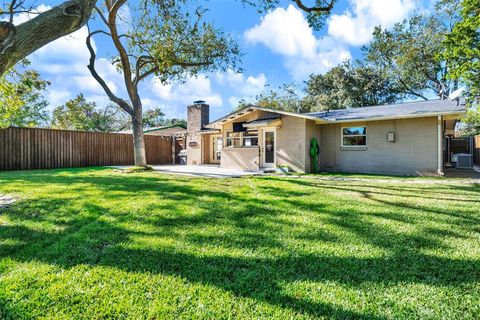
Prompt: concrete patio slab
<box><xmin>112</xmin><ymin>165</ymin><xmax>264</xmax><ymax>178</ymax></box>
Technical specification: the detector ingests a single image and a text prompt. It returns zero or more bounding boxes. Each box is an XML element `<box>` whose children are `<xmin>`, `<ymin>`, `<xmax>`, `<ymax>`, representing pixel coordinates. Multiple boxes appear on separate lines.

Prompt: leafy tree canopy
<box><xmin>142</xmin><ymin>108</ymin><xmax>187</xmax><ymax>129</ymax></box>
<box><xmin>51</xmin><ymin>94</ymin><xmax>185</xmax><ymax>132</ymax></box>
<box><xmin>305</xmin><ymin>61</ymin><xmax>398</xmax><ymax>111</ymax></box>
<box><xmin>459</xmin><ymin>105</ymin><xmax>480</xmax><ymax>136</ymax></box>
<box><xmin>363</xmin><ymin>2</ymin><xmax>461</xmax><ymax>101</ymax></box>
<box><xmin>51</xmin><ymin>94</ymin><xmax>128</xmax><ymax>132</ymax></box>
<box><xmin>0</xmin><ymin>60</ymin><xmax>50</xmax><ymax>128</ymax></box>
<box><xmin>443</xmin><ymin>0</ymin><xmax>480</xmax><ymax>100</ymax></box>
<box><xmin>237</xmin><ymin>83</ymin><xmax>307</xmax><ymax>113</ymax></box>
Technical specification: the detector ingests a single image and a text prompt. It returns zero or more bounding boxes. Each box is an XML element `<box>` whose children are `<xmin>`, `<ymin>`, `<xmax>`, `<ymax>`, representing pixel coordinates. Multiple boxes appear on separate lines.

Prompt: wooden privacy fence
<box><xmin>0</xmin><ymin>127</ymin><xmax>173</xmax><ymax>170</ymax></box>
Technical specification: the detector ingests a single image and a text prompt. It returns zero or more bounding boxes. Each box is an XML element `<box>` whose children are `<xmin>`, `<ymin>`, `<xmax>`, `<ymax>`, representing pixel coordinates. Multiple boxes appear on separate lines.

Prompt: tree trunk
<box><xmin>0</xmin><ymin>0</ymin><xmax>96</xmax><ymax>76</ymax></box>
<box><xmin>131</xmin><ymin>106</ymin><xmax>147</xmax><ymax>167</ymax></box>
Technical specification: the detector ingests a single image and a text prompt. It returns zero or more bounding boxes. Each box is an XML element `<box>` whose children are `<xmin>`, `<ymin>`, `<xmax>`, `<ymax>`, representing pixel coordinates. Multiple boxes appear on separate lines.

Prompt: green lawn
<box><xmin>0</xmin><ymin>168</ymin><xmax>479</xmax><ymax>319</ymax></box>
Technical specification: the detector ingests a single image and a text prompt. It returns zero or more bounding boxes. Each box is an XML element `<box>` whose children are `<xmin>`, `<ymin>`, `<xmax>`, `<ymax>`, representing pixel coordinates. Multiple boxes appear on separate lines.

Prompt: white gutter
<box><xmin>315</xmin><ymin>111</ymin><xmax>465</xmax><ymax>124</ymax></box>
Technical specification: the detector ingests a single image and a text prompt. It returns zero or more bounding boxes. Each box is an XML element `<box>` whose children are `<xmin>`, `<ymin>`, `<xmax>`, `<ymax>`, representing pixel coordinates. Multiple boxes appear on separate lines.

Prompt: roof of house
<box><xmin>118</xmin><ymin>125</ymin><xmax>186</xmax><ymax>135</ymax></box>
<box><xmin>206</xmin><ymin>105</ymin><xmax>317</xmax><ymax>128</ymax></box>
<box><xmin>308</xmin><ymin>99</ymin><xmax>466</xmax><ymax>123</ymax></box>
<box><xmin>197</xmin><ymin>128</ymin><xmax>221</xmax><ymax>135</ymax></box>
<box><xmin>143</xmin><ymin>125</ymin><xmax>186</xmax><ymax>134</ymax></box>
<box><xmin>243</xmin><ymin>117</ymin><xmax>281</xmax><ymax>128</ymax></box>
<box><xmin>206</xmin><ymin>99</ymin><xmax>466</xmax><ymax>127</ymax></box>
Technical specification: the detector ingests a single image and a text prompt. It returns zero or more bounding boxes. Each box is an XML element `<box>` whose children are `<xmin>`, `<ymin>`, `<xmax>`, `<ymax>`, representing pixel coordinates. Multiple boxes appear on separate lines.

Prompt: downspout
<box><xmin>437</xmin><ymin>116</ymin><xmax>444</xmax><ymax>175</ymax></box>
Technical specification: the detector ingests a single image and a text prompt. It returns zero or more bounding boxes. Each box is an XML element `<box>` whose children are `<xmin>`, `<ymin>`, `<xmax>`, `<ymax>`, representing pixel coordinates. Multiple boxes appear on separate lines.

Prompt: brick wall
<box><xmin>186</xmin><ymin>103</ymin><xmax>209</xmax><ymax>165</ymax></box>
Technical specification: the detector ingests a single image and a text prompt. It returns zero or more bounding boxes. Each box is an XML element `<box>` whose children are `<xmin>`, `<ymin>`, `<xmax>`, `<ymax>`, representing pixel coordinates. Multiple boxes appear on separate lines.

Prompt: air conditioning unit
<box><xmin>452</xmin><ymin>153</ymin><xmax>473</xmax><ymax>169</ymax></box>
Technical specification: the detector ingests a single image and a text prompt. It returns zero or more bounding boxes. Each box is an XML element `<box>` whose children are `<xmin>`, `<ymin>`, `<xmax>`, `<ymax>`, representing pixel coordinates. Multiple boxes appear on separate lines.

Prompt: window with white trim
<box><xmin>342</xmin><ymin>126</ymin><xmax>367</xmax><ymax>146</ymax></box>
<box><xmin>243</xmin><ymin>131</ymin><xmax>258</xmax><ymax>146</ymax></box>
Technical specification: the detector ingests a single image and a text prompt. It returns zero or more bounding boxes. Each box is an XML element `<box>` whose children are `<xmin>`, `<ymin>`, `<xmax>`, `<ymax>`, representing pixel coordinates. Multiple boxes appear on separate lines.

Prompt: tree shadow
<box><xmin>283</xmin><ymin>178</ymin><xmax>480</xmax><ymax>224</ymax></box>
<box><xmin>1</xmin><ymin>169</ymin><xmax>480</xmax><ymax>318</ymax></box>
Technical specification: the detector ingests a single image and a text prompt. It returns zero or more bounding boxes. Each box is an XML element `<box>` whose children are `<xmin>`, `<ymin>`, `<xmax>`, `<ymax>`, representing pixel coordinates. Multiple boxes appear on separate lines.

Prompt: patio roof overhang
<box><xmin>243</xmin><ymin>117</ymin><xmax>282</xmax><ymax>129</ymax></box>
<box><xmin>197</xmin><ymin>129</ymin><xmax>221</xmax><ymax>135</ymax></box>
<box><xmin>205</xmin><ymin>105</ymin><xmax>317</xmax><ymax>129</ymax></box>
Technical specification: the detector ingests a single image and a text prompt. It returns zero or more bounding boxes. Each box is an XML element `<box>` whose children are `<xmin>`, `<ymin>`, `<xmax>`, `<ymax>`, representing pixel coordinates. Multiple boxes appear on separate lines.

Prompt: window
<box><xmin>213</xmin><ymin>137</ymin><xmax>223</xmax><ymax>160</ymax></box>
<box><xmin>226</xmin><ymin>132</ymin><xmax>241</xmax><ymax>147</ymax></box>
<box><xmin>243</xmin><ymin>131</ymin><xmax>258</xmax><ymax>147</ymax></box>
<box><xmin>342</xmin><ymin>126</ymin><xmax>367</xmax><ymax>146</ymax></box>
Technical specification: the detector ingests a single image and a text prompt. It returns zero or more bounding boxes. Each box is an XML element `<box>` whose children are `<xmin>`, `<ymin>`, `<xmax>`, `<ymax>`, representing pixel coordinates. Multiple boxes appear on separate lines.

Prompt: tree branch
<box><xmin>107</xmin><ymin>0</ymin><xmax>138</xmax><ymax>106</ymax></box>
<box><xmin>293</xmin><ymin>0</ymin><xmax>335</xmax><ymax>13</ymax></box>
<box><xmin>86</xmin><ymin>28</ymin><xmax>133</xmax><ymax>115</ymax></box>
<box><xmin>133</xmin><ymin>55</ymin><xmax>155</xmax><ymax>86</ymax></box>
<box><xmin>94</xmin><ymin>6</ymin><xmax>108</xmax><ymax>26</ymax></box>
<box><xmin>135</xmin><ymin>65</ymin><xmax>158</xmax><ymax>86</ymax></box>
<box><xmin>0</xmin><ymin>0</ymin><xmax>97</xmax><ymax>77</ymax></box>
<box><xmin>397</xmin><ymin>78</ymin><xmax>429</xmax><ymax>100</ymax></box>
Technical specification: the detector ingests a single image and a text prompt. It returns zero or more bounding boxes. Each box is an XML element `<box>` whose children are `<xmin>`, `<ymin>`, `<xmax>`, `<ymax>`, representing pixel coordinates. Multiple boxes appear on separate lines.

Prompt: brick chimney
<box><xmin>187</xmin><ymin>100</ymin><xmax>209</xmax><ymax>134</ymax></box>
<box><xmin>186</xmin><ymin>100</ymin><xmax>209</xmax><ymax>165</ymax></box>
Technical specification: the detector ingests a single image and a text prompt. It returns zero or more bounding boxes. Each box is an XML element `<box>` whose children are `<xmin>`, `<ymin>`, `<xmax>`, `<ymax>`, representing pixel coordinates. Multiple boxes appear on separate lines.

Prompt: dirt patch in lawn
<box><xmin>0</xmin><ymin>194</ymin><xmax>16</xmax><ymax>209</ymax></box>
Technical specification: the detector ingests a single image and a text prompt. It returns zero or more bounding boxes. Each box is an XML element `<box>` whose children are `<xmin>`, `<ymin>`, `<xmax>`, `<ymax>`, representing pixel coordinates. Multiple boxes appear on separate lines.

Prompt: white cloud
<box><xmin>214</xmin><ymin>70</ymin><xmax>268</xmax><ymax>109</ymax></box>
<box><xmin>35</xmin><ymin>27</ymin><xmax>93</xmax><ymax>64</ymax></box>
<box><xmin>4</xmin><ymin>4</ymin><xmax>52</xmax><ymax>25</ymax></box>
<box><xmin>215</xmin><ymin>69</ymin><xmax>267</xmax><ymax>96</ymax></box>
<box><xmin>24</xmin><ymin>21</ymin><xmax>126</xmax><ymax>108</ymax></box>
<box><xmin>152</xmin><ymin>75</ymin><xmax>223</xmax><ymax>108</ymax></box>
<box><xmin>45</xmin><ymin>89</ymin><xmax>71</xmax><ymax>107</ymax></box>
<box><xmin>228</xmin><ymin>96</ymin><xmax>241</xmax><ymax>108</ymax></box>
<box><xmin>245</xmin><ymin>5</ymin><xmax>317</xmax><ymax>58</ymax></box>
<box><xmin>328</xmin><ymin>0</ymin><xmax>416</xmax><ymax>46</ymax></box>
<box><xmin>244</xmin><ymin>5</ymin><xmax>351</xmax><ymax>80</ymax></box>
<box><xmin>284</xmin><ymin>49</ymin><xmax>351</xmax><ymax>80</ymax></box>
<box><xmin>244</xmin><ymin>1</ymin><xmax>416</xmax><ymax>79</ymax></box>
<box><xmin>117</xmin><ymin>4</ymin><xmax>132</xmax><ymax>33</ymax></box>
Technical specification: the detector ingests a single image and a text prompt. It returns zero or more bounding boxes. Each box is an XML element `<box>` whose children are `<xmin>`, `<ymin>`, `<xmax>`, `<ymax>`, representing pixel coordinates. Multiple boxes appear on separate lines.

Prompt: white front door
<box><xmin>263</xmin><ymin>129</ymin><xmax>276</xmax><ymax>168</ymax></box>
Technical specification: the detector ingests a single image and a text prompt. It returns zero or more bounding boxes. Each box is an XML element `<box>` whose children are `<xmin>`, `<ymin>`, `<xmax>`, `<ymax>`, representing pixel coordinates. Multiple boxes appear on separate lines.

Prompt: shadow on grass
<box><xmin>1</xmin><ymin>168</ymin><xmax>480</xmax><ymax>319</ymax></box>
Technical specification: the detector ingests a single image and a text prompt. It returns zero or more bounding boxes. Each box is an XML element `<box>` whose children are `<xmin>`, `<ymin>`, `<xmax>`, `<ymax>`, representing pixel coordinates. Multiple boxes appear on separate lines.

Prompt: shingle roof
<box><xmin>206</xmin><ymin>105</ymin><xmax>317</xmax><ymax>128</ymax></box>
<box><xmin>117</xmin><ymin>125</ymin><xmax>186</xmax><ymax>134</ymax></box>
<box><xmin>307</xmin><ymin>99</ymin><xmax>466</xmax><ymax>122</ymax></box>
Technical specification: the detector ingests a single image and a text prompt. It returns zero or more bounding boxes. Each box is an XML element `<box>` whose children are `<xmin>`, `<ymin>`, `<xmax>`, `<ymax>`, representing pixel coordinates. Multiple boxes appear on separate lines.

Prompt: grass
<box><xmin>0</xmin><ymin>168</ymin><xmax>479</xmax><ymax>319</ymax></box>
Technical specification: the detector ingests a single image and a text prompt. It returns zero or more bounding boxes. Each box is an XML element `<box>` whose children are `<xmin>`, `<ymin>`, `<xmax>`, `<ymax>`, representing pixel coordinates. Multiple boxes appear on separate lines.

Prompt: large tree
<box><xmin>86</xmin><ymin>0</ymin><xmax>243</xmax><ymax>166</ymax></box>
<box><xmin>239</xmin><ymin>83</ymin><xmax>307</xmax><ymax>113</ymax></box>
<box><xmin>0</xmin><ymin>60</ymin><xmax>50</xmax><ymax>128</ymax></box>
<box><xmin>51</xmin><ymin>94</ymin><xmax>187</xmax><ymax>132</ymax></box>
<box><xmin>141</xmin><ymin>108</ymin><xmax>186</xmax><ymax>129</ymax></box>
<box><xmin>305</xmin><ymin>61</ymin><xmax>398</xmax><ymax>111</ymax></box>
<box><xmin>51</xmin><ymin>93</ymin><xmax>128</xmax><ymax>132</ymax></box>
<box><xmin>460</xmin><ymin>106</ymin><xmax>480</xmax><ymax>136</ymax></box>
<box><xmin>364</xmin><ymin>2</ymin><xmax>461</xmax><ymax>100</ymax></box>
<box><xmin>142</xmin><ymin>108</ymin><xmax>166</xmax><ymax>129</ymax></box>
<box><xmin>443</xmin><ymin>0</ymin><xmax>480</xmax><ymax>100</ymax></box>
<box><xmin>0</xmin><ymin>0</ymin><xmax>337</xmax><ymax>77</ymax></box>
<box><xmin>237</xmin><ymin>62</ymin><xmax>400</xmax><ymax>113</ymax></box>
<box><xmin>0</xmin><ymin>0</ymin><xmax>96</xmax><ymax>76</ymax></box>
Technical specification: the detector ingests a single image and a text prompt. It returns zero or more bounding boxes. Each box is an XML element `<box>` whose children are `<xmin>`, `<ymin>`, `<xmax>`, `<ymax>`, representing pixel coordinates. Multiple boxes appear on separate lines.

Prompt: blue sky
<box><xmin>9</xmin><ymin>0</ymin><xmax>431</xmax><ymax>120</ymax></box>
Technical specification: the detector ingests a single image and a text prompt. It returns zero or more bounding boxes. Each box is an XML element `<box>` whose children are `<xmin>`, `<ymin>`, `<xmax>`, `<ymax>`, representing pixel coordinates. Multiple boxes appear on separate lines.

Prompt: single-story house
<box><xmin>186</xmin><ymin>99</ymin><xmax>466</xmax><ymax>175</ymax></box>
